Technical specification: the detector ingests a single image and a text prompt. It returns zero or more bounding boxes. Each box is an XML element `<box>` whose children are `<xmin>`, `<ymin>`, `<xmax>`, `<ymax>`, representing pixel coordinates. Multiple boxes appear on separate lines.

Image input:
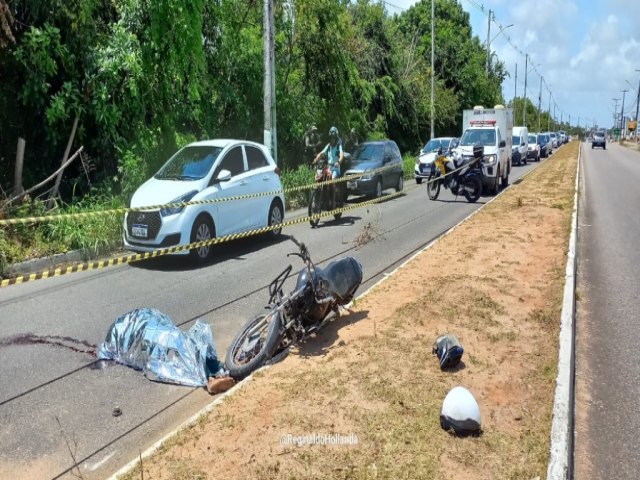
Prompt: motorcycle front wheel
<box><xmin>427</xmin><ymin>173</ymin><xmax>441</xmax><ymax>200</ymax></box>
<box><xmin>463</xmin><ymin>176</ymin><xmax>483</xmax><ymax>203</ymax></box>
<box><xmin>225</xmin><ymin>311</ymin><xmax>282</xmax><ymax>380</ymax></box>
<box><xmin>308</xmin><ymin>188</ymin><xmax>322</xmax><ymax>227</ymax></box>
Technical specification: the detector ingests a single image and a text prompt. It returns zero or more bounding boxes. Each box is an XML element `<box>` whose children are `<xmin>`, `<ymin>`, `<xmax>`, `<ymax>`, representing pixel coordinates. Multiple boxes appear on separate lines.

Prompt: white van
<box><xmin>458</xmin><ymin>105</ymin><xmax>513</xmax><ymax>194</ymax></box>
<box><xmin>512</xmin><ymin>126</ymin><xmax>528</xmax><ymax>166</ymax></box>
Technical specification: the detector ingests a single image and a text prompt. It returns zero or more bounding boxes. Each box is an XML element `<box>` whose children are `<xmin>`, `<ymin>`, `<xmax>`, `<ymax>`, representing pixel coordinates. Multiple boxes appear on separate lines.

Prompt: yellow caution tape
<box><xmin>0</xmin><ymin>188</ymin><xmax>406</xmax><ymax>288</ymax></box>
<box><xmin>0</xmin><ymin>163</ymin><xmax>401</xmax><ymax>226</ymax></box>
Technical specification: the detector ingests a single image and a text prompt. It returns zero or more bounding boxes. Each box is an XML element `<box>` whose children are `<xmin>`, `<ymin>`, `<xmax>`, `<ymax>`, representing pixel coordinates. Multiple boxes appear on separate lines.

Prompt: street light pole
<box><xmin>547</xmin><ymin>90</ymin><xmax>552</xmax><ymax>130</ymax></box>
<box><xmin>537</xmin><ymin>75</ymin><xmax>542</xmax><ymax>132</ymax></box>
<box><xmin>430</xmin><ymin>0</ymin><xmax>435</xmax><ymax>139</ymax></box>
<box><xmin>635</xmin><ymin>69</ymin><xmax>640</xmax><ymax>142</ymax></box>
<box><xmin>621</xmin><ymin>89</ymin><xmax>628</xmax><ymax>137</ymax></box>
<box><xmin>514</xmin><ymin>63</ymin><xmax>518</xmax><ymax>113</ymax></box>
<box><xmin>263</xmin><ymin>0</ymin><xmax>277</xmax><ymax>163</ymax></box>
<box><xmin>523</xmin><ymin>54</ymin><xmax>528</xmax><ymax>126</ymax></box>
<box><xmin>485</xmin><ymin>10</ymin><xmax>491</xmax><ymax>74</ymax></box>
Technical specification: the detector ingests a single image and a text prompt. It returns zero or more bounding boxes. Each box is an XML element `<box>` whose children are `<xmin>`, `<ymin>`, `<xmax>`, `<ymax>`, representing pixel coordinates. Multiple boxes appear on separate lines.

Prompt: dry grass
<box><xmin>117</xmin><ymin>144</ymin><xmax>579</xmax><ymax>480</ymax></box>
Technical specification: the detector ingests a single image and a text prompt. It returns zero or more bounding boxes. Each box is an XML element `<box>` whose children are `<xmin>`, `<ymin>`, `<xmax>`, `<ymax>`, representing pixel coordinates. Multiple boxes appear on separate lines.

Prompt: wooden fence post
<box><xmin>13</xmin><ymin>137</ymin><xmax>25</xmax><ymax>196</ymax></box>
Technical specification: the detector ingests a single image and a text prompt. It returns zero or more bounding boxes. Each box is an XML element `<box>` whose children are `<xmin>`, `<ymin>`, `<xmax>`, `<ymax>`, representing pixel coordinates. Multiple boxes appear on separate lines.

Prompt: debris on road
<box><xmin>98</xmin><ymin>308</ymin><xmax>226</xmax><ymax>387</ymax></box>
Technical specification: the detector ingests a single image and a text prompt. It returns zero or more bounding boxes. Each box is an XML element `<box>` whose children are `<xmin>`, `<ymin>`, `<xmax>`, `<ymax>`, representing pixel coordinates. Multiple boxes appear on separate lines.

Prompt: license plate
<box><xmin>347</xmin><ymin>181</ymin><xmax>357</xmax><ymax>190</ymax></box>
<box><xmin>131</xmin><ymin>224</ymin><xmax>148</xmax><ymax>238</ymax></box>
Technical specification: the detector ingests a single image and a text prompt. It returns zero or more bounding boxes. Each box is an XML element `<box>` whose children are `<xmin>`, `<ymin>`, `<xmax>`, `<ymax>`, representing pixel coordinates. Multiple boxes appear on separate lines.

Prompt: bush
<box><xmin>281</xmin><ymin>164</ymin><xmax>315</xmax><ymax>210</ymax></box>
<box><xmin>402</xmin><ymin>154</ymin><xmax>417</xmax><ymax>179</ymax></box>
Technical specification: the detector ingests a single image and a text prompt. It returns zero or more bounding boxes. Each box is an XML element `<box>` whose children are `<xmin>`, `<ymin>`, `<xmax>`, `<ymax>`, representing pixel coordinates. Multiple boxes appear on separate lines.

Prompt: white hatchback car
<box><xmin>123</xmin><ymin>140</ymin><xmax>286</xmax><ymax>262</ymax></box>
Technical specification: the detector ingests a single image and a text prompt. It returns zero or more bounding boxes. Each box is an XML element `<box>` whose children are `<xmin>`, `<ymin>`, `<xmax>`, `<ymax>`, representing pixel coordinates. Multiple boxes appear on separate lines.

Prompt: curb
<box><xmin>105</xmin><ymin>158</ymin><xmax>549</xmax><ymax>480</ymax></box>
<box><xmin>546</xmin><ymin>143</ymin><xmax>580</xmax><ymax>479</ymax></box>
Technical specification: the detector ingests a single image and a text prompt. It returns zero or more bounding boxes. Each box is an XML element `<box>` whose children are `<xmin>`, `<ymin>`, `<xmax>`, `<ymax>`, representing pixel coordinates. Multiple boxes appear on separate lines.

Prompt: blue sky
<box><xmin>385</xmin><ymin>0</ymin><xmax>640</xmax><ymax>131</ymax></box>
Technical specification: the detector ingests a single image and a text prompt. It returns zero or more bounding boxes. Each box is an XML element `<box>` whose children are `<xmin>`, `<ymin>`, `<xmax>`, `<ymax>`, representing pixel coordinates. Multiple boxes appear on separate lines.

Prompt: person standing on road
<box><xmin>304</xmin><ymin>125</ymin><xmax>321</xmax><ymax>164</ymax></box>
<box><xmin>344</xmin><ymin>127</ymin><xmax>359</xmax><ymax>154</ymax></box>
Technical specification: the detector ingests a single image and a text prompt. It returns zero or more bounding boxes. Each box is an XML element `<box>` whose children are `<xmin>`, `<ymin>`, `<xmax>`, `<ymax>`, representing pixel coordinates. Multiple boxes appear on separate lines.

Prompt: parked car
<box><xmin>549</xmin><ymin>132</ymin><xmax>559</xmax><ymax>149</ymax></box>
<box><xmin>344</xmin><ymin>140</ymin><xmax>404</xmax><ymax>197</ymax></box>
<box><xmin>123</xmin><ymin>140</ymin><xmax>286</xmax><ymax>262</ymax></box>
<box><xmin>538</xmin><ymin>133</ymin><xmax>551</xmax><ymax>157</ymax></box>
<box><xmin>527</xmin><ymin>133</ymin><xmax>541</xmax><ymax>162</ymax></box>
<box><xmin>592</xmin><ymin>131</ymin><xmax>606</xmax><ymax>149</ymax></box>
<box><xmin>557</xmin><ymin>130</ymin><xmax>565</xmax><ymax>144</ymax></box>
<box><xmin>512</xmin><ymin>126</ymin><xmax>529</xmax><ymax>166</ymax></box>
<box><xmin>414</xmin><ymin>137</ymin><xmax>459</xmax><ymax>184</ymax></box>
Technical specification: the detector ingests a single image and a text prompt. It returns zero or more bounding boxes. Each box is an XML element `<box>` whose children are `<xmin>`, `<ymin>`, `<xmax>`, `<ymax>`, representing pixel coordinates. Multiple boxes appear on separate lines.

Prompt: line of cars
<box><xmin>415</xmin><ymin>126</ymin><xmax>570</xmax><ymax>184</ymax></box>
<box><xmin>122</xmin><ymin>138</ymin><xmax>405</xmax><ymax>263</ymax></box>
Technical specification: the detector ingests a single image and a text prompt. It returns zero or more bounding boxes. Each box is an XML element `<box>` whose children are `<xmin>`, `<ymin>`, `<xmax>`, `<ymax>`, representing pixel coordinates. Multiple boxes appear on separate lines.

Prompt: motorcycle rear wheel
<box><xmin>427</xmin><ymin>173</ymin><xmax>440</xmax><ymax>200</ymax></box>
<box><xmin>308</xmin><ymin>189</ymin><xmax>322</xmax><ymax>227</ymax></box>
<box><xmin>225</xmin><ymin>311</ymin><xmax>282</xmax><ymax>380</ymax></box>
<box><xmin>463</xmin><ymin>176</ymin><xmax>483</xmax><ymax>203</ymax></box>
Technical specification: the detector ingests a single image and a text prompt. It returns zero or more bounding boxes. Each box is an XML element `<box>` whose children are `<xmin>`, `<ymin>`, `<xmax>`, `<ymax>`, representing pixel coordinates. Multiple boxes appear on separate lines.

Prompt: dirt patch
<box><xmin>119</xmin><ymin>144</ymin><xmax>579</xmax><ymax>480</ymax></box>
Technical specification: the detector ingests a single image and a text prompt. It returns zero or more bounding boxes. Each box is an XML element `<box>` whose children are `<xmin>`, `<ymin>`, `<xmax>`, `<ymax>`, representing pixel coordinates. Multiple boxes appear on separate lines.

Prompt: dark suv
<box><xmin>592</xmin><ymin>131</ymin><xmax>606</xmax><ymax>149</ymax></box>
<box><xmin>343</xmin><ymin>140</ymin><xmax>404</xmax><ymax>198</ymax></box>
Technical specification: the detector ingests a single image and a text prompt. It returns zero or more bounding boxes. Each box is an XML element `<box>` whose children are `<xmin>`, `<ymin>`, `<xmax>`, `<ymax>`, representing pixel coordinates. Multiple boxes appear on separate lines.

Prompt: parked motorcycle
<box><xmin>426</xmin><ymin>144</ymin><xmax>483</xmax><ymax>203</ymax></box>
<box><xmin>308</xmin><ymin>155</ymin><xmax>349</xmax><ymax>227</ymax></box>
<box><xmin>225</xmin><ymin>237</ymin><xmax>363</xmax><ymax>379</ymax></box>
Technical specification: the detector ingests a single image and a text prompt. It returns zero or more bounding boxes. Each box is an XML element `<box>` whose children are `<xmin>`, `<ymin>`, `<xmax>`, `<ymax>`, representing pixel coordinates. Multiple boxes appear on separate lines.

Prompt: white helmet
<box><xmin>440</xmin><ymin>386</ymin><xmax>481</xmax><ymax>435</ymax></box>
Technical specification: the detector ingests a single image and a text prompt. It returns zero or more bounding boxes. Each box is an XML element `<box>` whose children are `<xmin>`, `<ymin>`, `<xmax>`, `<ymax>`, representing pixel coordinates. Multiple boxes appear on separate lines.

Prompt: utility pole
<box><xmin>430</xmin><ymin>0</ymin><xmax>435</xmax><ymax>139</ymax></box>
<box><xmin>635</xmin><ymin>69</ymin><xmax>640</xmax><ymax>142</ymax></box>
<box><xmin>537</xmin><ymin>76</ymin><xmax>543</xmax><ymax>132</ymax></box>
<box><xmin>263</xmin><ymin>0</ymin><xmax>277</xmax><ymax>163</ymax></box>
<box><xmin>621</xmin><ymin>89</ymin><xmax>628</xmax><ymax>134</ymax></box>
<box><xmin>523</xmin><ymin>54</ymin><xmax>528</xmax><ymax>126</ymax></box>
<box><xmin>485</xmin><ymin>10</ymin><xmax>492</xmax><ymax>74</ymax></box>
<box><xmin>514</xmin><ymin>63</ymin><xmax>518</xmax><ymax>115</ymax></box>
<box><xmin>547</xmin><ymin>90</ymin><xmax>552</xmax><ymax>130</ymax></box>
<box><xmin>613</xmin><ymin>98</ymin><xmax>620</xmax><ymax>133</ymax></box>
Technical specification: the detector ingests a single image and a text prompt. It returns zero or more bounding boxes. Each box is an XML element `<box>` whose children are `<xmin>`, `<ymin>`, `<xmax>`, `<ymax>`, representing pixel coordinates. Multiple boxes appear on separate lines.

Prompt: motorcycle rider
<box><xmin>314</xmin><ymin>126</ymin><xmax>344</xmax><ymax>209</ymax></box>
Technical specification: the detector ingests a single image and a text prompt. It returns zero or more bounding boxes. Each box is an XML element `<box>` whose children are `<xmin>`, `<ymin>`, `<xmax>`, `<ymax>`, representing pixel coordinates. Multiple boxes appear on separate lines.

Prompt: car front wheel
<box><xmin>190</xmin><ymin>215</ymin><xmax>215</xmax><ymax>263</ymax></box>
<box><xmin>268</xmin><ymin>201</ymin><xmax>283</xmax><ymax>238</ymax></box>
<box><xmin>396</xmin><ymin>174</ymin><xmax>404</xmax><ymax>192</ymax></box>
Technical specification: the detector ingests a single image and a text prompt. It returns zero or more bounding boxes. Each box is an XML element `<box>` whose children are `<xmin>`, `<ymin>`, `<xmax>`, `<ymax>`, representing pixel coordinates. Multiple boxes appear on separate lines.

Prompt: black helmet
<box><xmin>432</xmin><ymin>334</ymin><xmax>464</xmax><ymax>369</ymax></box>
<box><xmin>472</xmin><ymin>142</ymin><xmax>484</xmax><ymax>159</ymax></box>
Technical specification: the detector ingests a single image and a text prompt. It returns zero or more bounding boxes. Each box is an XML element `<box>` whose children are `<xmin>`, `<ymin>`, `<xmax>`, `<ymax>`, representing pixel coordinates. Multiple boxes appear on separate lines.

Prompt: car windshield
<box><xmin>529</xmin><ymin>135</ymin><xmax>537</xmax><ymax>143</ymax></box>
<box><xmin>351</xmin><ymin>143</ymin><xmax>384</xmax><ymax>165</ymax></box>
<box><xmin>421</xmin><ymin>139</ymin><xmax>449</xmax><ymax>153</ymax></box>
<box><xmin>513</xmin><ymin>135</ymin><xmax>520</xmax><ymax>145</ymax></box>
<box><xmin>594</xmin><ymin>132</ymin><xmax>605</xmax><ymax>138</ymax></box>
<box><xmin>155</xmin><ymin>146</ymin><xmax>223</xmax><ymax>180</ymax></box>
<box><xmin>460</xmin><ymin>129</ymin><xmax>496</xmax><ymax>147</ymax></box>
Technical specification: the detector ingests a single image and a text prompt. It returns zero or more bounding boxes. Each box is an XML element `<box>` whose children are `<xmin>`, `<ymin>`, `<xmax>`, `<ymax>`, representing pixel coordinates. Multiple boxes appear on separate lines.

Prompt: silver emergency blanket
<box><xmin>98</xmin><ymin>308</ymin><xmax>224</xmax><ymax>387</ymax></box>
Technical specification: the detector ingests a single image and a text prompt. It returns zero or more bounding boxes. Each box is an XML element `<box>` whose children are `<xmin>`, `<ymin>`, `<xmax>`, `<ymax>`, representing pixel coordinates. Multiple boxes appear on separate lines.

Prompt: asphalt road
<box><xmin>0</xmin><ymin>157</ymin><xmax>543</xmax><ymax>479</ymax></box>
<box><xmin>575</xmin><ymin>142</ymin><xmax>640</xmax><ymax>479</ymax></box>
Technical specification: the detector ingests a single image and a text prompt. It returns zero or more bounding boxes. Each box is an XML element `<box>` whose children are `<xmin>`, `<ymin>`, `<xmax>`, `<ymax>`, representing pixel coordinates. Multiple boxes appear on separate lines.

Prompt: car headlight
<box><xmin>360</xmin><ymin>172</ymin><xmax>374</xmax><ymax>181</ymax></box>
<box><xmin>483</xmin><ymin>155</ymin><xmax>496</xmax><ymax>165</ymax></box>
<box><xmin>160</xmin><ymin>190</ymin><xmax>199</xmax><ymax>217</ymax></box>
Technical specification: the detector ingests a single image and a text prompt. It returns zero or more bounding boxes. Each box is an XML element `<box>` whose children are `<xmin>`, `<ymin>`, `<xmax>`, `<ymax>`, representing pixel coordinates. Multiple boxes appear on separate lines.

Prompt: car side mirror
<box><xmin>499</xmin><ymin>140</ymin><xmax>506</xmax><ymax>148</ymax></box>
<box><xmin>213</xmin><ymin>169</ymin><xmax>232</xmax><ymax>184</ymax></box>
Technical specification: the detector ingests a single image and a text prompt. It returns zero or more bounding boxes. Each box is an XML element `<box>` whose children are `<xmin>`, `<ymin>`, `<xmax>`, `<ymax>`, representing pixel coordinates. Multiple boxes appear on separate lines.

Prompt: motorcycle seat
<box><xmin>315</xmin><ymin>257</ymin><xmax>363</xmax><ymax>302</ymax></box>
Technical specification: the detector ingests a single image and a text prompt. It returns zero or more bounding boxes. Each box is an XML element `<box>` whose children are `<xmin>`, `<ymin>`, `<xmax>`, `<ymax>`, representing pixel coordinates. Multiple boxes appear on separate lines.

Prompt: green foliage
<box><xmin>280</xmin><ymin>164</ymin><xmax>315</xmax><ymax>209</ymax></box>
<box><xmin>117</xmin><ymin>149</ymin><xmax>148</xmax><ymax>204</ymax></box>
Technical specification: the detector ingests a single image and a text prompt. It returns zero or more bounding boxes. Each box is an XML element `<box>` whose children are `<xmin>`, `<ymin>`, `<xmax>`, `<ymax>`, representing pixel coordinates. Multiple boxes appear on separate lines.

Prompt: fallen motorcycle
<box><xmin>225</xmin><ymin>237</ymin><xmax>363</xmax><ymax>379</ymax></box>
<box><xmin>427</xmin><ymin>144</ymin><xmax>483</xmax><ymax>203</ymax></box>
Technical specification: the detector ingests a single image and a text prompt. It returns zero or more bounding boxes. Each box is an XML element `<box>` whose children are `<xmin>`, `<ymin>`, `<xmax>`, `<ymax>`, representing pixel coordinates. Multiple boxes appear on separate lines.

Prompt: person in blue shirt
<box><xmin>313</xmin><ymin>126</ymin><xmax>344</xmax><ymax>209</ymax></box>
<box><xmin>314</xmin><ymin>126</ymin><xmax>344</xmax><ymax>178</ymax></box>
